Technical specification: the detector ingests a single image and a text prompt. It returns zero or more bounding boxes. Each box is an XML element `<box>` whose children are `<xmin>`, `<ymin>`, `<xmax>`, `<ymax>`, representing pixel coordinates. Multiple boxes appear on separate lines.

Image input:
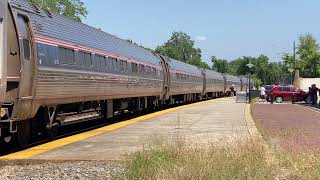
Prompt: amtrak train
<box><xmin>0</xmin><ymin>0</ymin><xmax>251</xmax><ymax>147</ymax></box>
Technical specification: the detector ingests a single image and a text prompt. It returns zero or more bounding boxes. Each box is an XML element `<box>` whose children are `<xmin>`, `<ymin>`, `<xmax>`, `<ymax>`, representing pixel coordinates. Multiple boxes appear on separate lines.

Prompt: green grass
<box><xmin>118</xmin><ymin>137</ymin><xmax>320</xmax><ymax>180</ymax></box>
<box><xmin>121</xmin><ymin>138</ymin><xmax>275</xmax><ymax>180</ymax></box>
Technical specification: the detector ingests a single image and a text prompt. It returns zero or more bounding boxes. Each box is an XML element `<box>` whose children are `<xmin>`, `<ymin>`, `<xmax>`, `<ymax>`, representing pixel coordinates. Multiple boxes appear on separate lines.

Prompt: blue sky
<box><xmin>82</xmin><ymin>0</ymin><xmax>320</xmax><ymax>65</ymax></box>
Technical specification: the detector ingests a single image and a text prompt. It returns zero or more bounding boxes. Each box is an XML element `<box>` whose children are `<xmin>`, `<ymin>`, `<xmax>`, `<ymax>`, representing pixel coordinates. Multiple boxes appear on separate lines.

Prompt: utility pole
<box><xmin>293</xmin><ymin>41</ymin><xmax>296</xmax><ymax>70</ymax></box>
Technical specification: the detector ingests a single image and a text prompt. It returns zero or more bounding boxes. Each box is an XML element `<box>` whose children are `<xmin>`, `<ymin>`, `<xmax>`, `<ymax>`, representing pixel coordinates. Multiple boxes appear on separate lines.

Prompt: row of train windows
<box><xmin>175</xmin><ymin>73</ymin><xmax>202</xmax><ymax>82</ymax></box>
<box><xmin>207</xmin><ymin>79</ymin><xmax>223</xmax><ymax>84</ymax></box>
<box><xmin>58</xmin><ymin>46</ymin><xmax>158</xmax><ymax>76</ymax></box>
<box><xmin>227</xmin><ymin>81</ymin><xmax>240</xmax><ymax>84</ymax></box>
<box><xmin>131</xmin><ymin>63</ymin><xmax>158</xmax><ymax>75</ymax></box>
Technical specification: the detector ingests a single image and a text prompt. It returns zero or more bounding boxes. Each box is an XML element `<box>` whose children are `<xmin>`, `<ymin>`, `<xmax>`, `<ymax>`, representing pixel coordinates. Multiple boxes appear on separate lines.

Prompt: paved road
<box><xmin>4</xmin><ymin>98</ymin><xmax>252</xmax><ymax>161</ymax></box>
<box><xmin>252</xmin><ymin>103</ymin><xmax>320</xmax><ymax>150</ymax></box>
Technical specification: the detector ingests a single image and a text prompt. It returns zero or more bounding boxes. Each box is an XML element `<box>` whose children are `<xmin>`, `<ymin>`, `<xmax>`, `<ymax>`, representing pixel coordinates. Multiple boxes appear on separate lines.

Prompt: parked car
<box><xmin>269</xmin><ymin>85</ymin><xmax>309</xmax><ymax>103</ymax></box>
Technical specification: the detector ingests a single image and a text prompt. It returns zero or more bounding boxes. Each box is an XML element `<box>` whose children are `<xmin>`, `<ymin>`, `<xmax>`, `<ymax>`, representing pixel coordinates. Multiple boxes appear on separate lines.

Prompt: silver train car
<box><xmin>0</xmin><ymin>0</ymin><xmax>248</xmax><ymax>146</ymax></box>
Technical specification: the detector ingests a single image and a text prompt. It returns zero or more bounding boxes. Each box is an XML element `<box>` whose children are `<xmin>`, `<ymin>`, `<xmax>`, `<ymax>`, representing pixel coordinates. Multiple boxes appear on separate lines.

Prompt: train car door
<box><xmin>0</xmin><ymin>0</ymin><xmax>8</xmax><ymax>105</ymax></box>
<box><xmin>223</xmin><ymin>75</ymin><xmax>227</xmax><ymax>94</ymax></box>
<box><xmin>158</xmin><ymin>54</ymin><xmax>170</xmax><ymax>100</ymax></box>
<box><xmin>17</xmin><ymin>15</ymin><xmax>33</xmax><ymax>98</ymax></box>
<box><xmin>202</xmin><ymin>69</ymin><xmax>206</xmax><ymax>97</ymax></box>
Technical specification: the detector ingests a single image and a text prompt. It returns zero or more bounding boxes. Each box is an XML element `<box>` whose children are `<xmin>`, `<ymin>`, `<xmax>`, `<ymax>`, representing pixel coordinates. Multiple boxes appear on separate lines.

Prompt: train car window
<box><xmin>146</xmin><ymin>66</ymin><xmax>151</xmax><ymax>75</ymax></box>
<box><xmin>124</xmin><ymin>60</ymin><xmax>127</xmax><ymax>72</ymax></box>
<box><xmin>152</xmin><ymin>68</ymin><xmax>157</xmax><ymax>76</ymax></box>
<box><xmin>59</xmin><ymin>47</ymin><xmax>76</xmax><ymax>65</ymax></box>
<box><xmin>131</xmin><ymin>63</ymin><xmax>138</xmax><ymax>73</ymax></box>
<box><xmin>112</xmin><ymin>58</ymin><xmax>119</xmax><ymax>72</ymax></box>
<box><xmin>99</xmin><ymin>56</ymin><xmax>107</xmax><ymax>71</ymax></box>
<box><xmin>176</xmin><ymin>73</ymin><xmax>179</xmax><ymax>79</ymax></box>
<box><xmin>84</xmin><ymin>52</ymin><xmax>92</xmax><ymax>67</ymax></box>
<box><xmin>23</xmin><ymin>39</ymin><xmax>31</xmax><ymax>60</ymax></box>
<box><xmin>58</xmin><ymin>47</ymin><xmax>66</xmax><ymax>64</ymax></box>
<box><xmin>139</xmin><ymin>64</ymin><xmax>145</xmax><ymax>74</ymax></box>
<box><xmin>78</xmin><ymin>51</ymin><xmax>85</xmax><ymax>67</ymax></box>
<box><xmin>66</xmin><ymin>48</ymin><xmax>75</xmax><ymax>64</ymax></box>
<box><xmin>119</xmin><ymin>60</ymin><xmax>126</xmax><ymax>73</ymax></box>
<box><xmin>93</xmin><ymin>55</ymin><xmax>101</xmax><ymax>69</ymax></box>
<box><xmin>106</xmin><ymin>57</ymin><xmax>113</xmax><ymax>71</ymax></box>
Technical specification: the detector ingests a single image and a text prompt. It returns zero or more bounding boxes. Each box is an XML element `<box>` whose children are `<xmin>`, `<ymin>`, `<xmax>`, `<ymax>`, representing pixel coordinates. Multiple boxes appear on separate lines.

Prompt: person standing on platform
<box><xmin>230</xmin><ymin>84</ymin><xmax>235</xmax><ymax>97</ymax></box>
<box><xmin>310</xmin><ymin>84</ymin><xmax>319</xmax><ymax>105</ymax></box>
<box><xmin>260</xmin><ymin>85</ymin><xmax>266</xmax><ymax>102</ymax></box>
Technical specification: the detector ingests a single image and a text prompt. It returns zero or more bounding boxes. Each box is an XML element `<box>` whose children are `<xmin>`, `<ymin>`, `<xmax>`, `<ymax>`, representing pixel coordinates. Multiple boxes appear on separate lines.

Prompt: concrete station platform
<box><xmin>1</xmin><ymin>98</ymin><xmax>257</xmax><ymax>161</ymax></box>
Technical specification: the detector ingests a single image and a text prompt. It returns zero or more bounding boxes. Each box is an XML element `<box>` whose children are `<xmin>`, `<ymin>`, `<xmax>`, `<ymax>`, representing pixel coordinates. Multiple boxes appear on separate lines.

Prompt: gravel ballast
<box><xmin>0</xmin><ymin>161</ymin><xmax>125</xmax><ymax>180</ymax></box>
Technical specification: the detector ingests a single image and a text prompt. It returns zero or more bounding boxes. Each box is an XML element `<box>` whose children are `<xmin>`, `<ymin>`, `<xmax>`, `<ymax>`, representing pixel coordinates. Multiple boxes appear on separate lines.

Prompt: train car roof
<box><xmin>240</xmin><ymin>76</ymin><xmax>249</xmax><ymax>82</ymax></box>
<box><xmin>205</xmin><ymin>70</ymin><xmax>224</xmax><ymax>80</ymax></box>
<box><xmin>225</xmin><ymin>74</ymin><xmax>241</xmax><ymax>83</ymax></box>
<box><xmin>168</xmin><ymin>58</ymin><xmax>202</xmax><ymax>76</ymax></box>
<box><xmin>9</xmin><ymin>0</ymin><xmax>162</xmax><ymax>66</ymax></box>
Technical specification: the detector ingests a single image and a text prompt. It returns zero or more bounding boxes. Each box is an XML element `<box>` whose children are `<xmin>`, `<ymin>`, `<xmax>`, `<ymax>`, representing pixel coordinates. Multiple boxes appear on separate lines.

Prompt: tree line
<box><xmin>30</xmin><ymin>0</ymin><xmax>320</xmax><ymax>87</ymax></box>
<box><xmin>212</xmin><ymin>33</ymin><xmax>320</xmax><ymax>86</ymax></box>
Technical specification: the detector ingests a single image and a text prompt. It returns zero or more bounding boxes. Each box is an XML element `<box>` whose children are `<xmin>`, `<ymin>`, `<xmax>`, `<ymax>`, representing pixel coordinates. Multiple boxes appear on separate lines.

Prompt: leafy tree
<box><xmin>29</xmin><ymin>0</ymin><xmax>88</xmax><ymax>22</ymax></box>
<box><xmin>155</xmin><ymin>31</ymin><xmax>210</xmax><ymax>69</ymax></box>
<box><xmin>211</xmin><ymin>56</ymin><xmax>229</xmax><ymax>73</ymax></box>
<box><xmin>254</xmin><ymin>55</ymin><xmax>269</xmax><ymax>84</ymax></box>
<box><xmin>211</xmin><ymin>54</ymin><xmax>290</xmax><ymax>86</ymax></box>
<box><xmin>282</xmin><ymin>53</ymin><xmax>295</xmax><ymax>67</ymax></box>
<box><xmin>265</xmin><ymin>62</ymin><xmax>288</xmax><ymax>85</ymax></box>
<box><xmin>281</xmin><ymin>33</ymin><xmax>320</xmax><ymax>78</ymax></box>
<box><xmin>297</xmin><ymin>33</ymin><xmax>320</xmax><ymax>77</ymax></box>
<box><xmin>155</xmin><ymin>31</ymin><xmax>202</xmax><ymax>63</ymax></box>
<box><xmin>228</xmin><ymin>56</ymin><xmax>255</xmax><ymax>76</ymax></box>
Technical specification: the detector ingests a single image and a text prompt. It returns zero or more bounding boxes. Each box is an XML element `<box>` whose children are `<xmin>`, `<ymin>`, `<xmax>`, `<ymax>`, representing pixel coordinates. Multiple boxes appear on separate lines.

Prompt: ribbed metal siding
<box><xmin>169</xmin><ymin>58</ymin><xmax>202</xmax><ymax>76</ymax></box>
<box><xmin>35</xmin><ymin>67</ymin><xmax>163</xmax><ymax>104</ymax></box>
<box><xmin>225</xmin><ymin>74</ymin><xmax>241</xmax><ymax>83</ymax></box>
<box><xmin>10</xmin><ymin>0</ymin><xmax>161</xmax><ymax>67</ymax></box>
<box><xmin>206</xmin><ymin>70</ymin><xmax>224</xmax><ymax>80</ymax></box>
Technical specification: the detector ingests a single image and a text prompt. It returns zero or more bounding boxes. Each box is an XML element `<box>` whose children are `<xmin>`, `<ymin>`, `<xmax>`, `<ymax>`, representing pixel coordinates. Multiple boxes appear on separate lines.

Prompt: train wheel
<box><xmin>14</xmin><ymin>120</ymin><xmax>31</xmax><ymax>148</ymax></box>
<box><xmin>98</xmin><ymin>102</ymin><xmax>108</xmax><ymax>119</ymax></box>
<box><xmin>47</xmin><ymin>126</ymin><xmax>58</xmax><ymax>140</ymax></box>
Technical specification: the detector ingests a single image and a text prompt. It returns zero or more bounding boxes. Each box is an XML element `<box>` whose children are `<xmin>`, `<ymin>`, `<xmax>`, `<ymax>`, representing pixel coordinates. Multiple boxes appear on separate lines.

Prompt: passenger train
<box><xmin>0</xmin><ymin>0</ymin><xmax>251</xmax><ymax>147</ymax></box>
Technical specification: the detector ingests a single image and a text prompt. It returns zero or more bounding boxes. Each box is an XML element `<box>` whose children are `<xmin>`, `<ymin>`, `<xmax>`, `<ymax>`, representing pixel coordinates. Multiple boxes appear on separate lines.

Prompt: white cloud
<box><xmin>195</xmin><ymin>35</ymin><xmax>208</xmax><ymax>41</ymax></box>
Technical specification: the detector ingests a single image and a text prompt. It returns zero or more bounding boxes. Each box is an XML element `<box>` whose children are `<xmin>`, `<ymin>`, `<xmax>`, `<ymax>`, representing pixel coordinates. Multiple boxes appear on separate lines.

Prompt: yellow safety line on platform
<box><xmin>0</xmin><ymin>98</ymin><xmax>222</xmax><ymax>160</ymax></box>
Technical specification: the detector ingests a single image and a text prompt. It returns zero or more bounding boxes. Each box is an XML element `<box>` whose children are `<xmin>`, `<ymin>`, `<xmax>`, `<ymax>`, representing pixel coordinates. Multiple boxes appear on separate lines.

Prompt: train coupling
<box><xmin>0</xmin><ymin>108</ymin><xmax>15</xmax><ymax>143</ymax></box>
<box><xmin>0</xmin><ymin>107</ymin><xmax>17</xmax><ymax>139</ymax></box>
